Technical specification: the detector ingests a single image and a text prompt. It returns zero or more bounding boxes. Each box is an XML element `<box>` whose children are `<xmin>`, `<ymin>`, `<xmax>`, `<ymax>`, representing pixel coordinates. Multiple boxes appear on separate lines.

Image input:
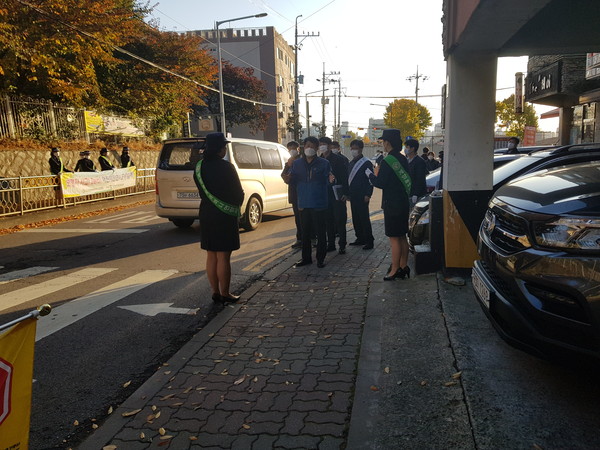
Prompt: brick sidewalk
<box><xmin>80</xmin><ymin>215</ymin><xmax>390</xmax><ymax>449</ymax></box>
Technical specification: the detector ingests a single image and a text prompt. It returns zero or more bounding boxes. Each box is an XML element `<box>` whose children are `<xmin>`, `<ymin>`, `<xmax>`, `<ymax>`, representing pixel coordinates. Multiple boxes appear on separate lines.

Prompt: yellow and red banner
<box><xmin>0</xmin><ymin>318</ymin><xmax>36</xmax><ymax>450</ymax></box>
<box><xmin>60</xmin><ymin>167</ymin><xmax>137</xmax><ymax>198</ymax></box>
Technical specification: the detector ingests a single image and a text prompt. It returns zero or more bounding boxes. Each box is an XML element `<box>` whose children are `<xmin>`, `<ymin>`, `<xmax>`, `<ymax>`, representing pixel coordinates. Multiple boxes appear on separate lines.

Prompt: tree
<box><xmin>496</xmin><ymin>94</ymin><xmax>539</xmax><ymax>138</ymax></box>
<box><xmin>384</xmin><ymin>99</ymin><xmax>432</xmax><ymax>140</ymax></box>
<box><xmin>200</xmin><ymin>61</ymin><xmax>270</xmax><ymax>134</ymax></box>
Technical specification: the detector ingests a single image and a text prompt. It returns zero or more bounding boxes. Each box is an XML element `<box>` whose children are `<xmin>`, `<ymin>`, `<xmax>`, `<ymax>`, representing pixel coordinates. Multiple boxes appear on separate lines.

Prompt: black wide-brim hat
<box><xmin>204</xmin><ymin>132</ymin><xmax>231</xmax><ymax>155</ymax></box>
<box><xmin>379</xmin><ymin>129</ymin><xmax>402</xmax><ymax>143</ymax></box>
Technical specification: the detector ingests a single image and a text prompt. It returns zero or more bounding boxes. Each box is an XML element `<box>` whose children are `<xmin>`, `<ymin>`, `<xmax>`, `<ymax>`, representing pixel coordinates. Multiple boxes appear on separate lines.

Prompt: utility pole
<box><xmin>407</xmin><ymin>65</ymin><xmax>428</xmax><ymax>104</ymax></box>
<box><xmin>319</xmin><ymin>67</ymin><xmax>339</xmax><ymax>138</ymax></box>
<box><xmin>294</xmin><ymin>22</ymin><xmax>319</xmax><ymax>141</ymax></box>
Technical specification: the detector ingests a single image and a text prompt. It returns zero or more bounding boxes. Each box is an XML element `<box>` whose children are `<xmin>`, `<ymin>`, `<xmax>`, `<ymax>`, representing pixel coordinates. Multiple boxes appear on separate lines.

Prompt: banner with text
<box><xmin>60</xmin><ymin>167</ymin><xmax>137</xmax><ymax>197</ymax></box>
<box><xmin>0</xmin><ymin>319</ymin><xmax>37</xmax><ymax>450</ymax></box>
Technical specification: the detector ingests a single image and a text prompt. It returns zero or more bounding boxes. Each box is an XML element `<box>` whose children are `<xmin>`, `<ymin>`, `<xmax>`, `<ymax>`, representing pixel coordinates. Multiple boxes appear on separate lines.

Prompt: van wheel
<box><xmin>242</xmin><ymin>197</ymin><xmax>262</xmax><ymax>231</ymax></box>
<box><xmin>172</xmin><ymin>219</ymin><xmax>194</xmax><ymax>228</ymax></box>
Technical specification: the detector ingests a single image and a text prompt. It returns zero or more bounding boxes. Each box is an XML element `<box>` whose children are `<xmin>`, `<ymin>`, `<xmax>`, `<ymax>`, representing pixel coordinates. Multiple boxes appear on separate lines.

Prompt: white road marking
<box><xmin>36</xmin><ymin>269</ymin><xmax>178</xmax><ymax>341</ymax></box>
<box><xmin>0</xmin><ymin>268</ymin><xmax>117</xmax><ymax>313</ymax></box>
<box><xmin>0</xmin><ymin>266</ymin><xmax>59</xmax><ymax>285</ymax></box>
<box><xmin>21</xmin><ymin>228</ymin><xmax>149</xmax><ymax>234</ymax></box>
<box><xmin>85</xmin><ymin>211</ymin><xmax>160</xmax><ymax>224</ymax></box>
<box><xmin>118</xmin><ymin>303</ymin><xmax>199</xmax><ymax>317</ymax></box>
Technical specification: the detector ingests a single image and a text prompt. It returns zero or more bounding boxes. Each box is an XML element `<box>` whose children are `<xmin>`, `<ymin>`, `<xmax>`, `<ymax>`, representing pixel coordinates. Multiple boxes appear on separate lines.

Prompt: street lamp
<box><xmin>305</xmin><ymin>89</ymin><xmax>328</xmax><ymax>137</ymax></box>
<box><xmin>216</xmin><ymin>12</ymin><xmax>268</xmax><ymax>135</ymax></box>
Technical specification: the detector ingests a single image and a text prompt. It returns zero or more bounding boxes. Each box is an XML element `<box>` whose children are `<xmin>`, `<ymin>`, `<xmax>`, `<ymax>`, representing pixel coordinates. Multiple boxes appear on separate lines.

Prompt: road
<box><xmin>0</xmin><ymin>204</ymin><xmax>298</xmax><ymax>449</ymax></box>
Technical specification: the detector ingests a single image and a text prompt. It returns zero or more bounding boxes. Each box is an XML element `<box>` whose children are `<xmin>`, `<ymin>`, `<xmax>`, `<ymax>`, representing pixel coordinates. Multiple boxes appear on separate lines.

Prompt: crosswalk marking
<box><xmin>22</xmin><ymin>228</ymin><xmax>149</xmax><ymax>234</ymax></box>
<box><xmin>0</xmin><ymin>268</ymin><xmax>117</xmax><ymax>313</ymax></box>
<box><xmin>0</xmin><ymin>266</ymin><xmax>59</xmax><ymax>285</ymax></box>
<box><xmin>36</xmin><ymin>269</ymin><xmax>178</xmax><ymax>341</ymax></box>
<box><xmin>85</xmin><ymin>211</ymin><xmax>161</xmax><ymax>224</ymax></box>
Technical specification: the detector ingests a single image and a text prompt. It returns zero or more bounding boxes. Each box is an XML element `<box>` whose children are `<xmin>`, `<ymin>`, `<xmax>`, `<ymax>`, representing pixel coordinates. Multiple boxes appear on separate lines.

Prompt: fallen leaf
<box><xmin>146</xmin><ymin>414</ymin><xmax>156</xmax><ymax>422</ymax></box>
<box><xmin>158</xmin><ymin>427</ymin><xmax>166</xmax><ymax>436</ymax></box>
<box><xmin>370</xmin><ymin>385</ymin><xmax>379</xmax><ymax>391</ymax></box>
<box><xmin>420</xmin><ymin>380</ymin><xmax>428</xmax><ymax>386</ymax></box>
<box><xmin>324</xmin><ymin>335</ymin><xmax>332</xmax><ymax>339</ymax></box>
<box><xmin>444</xmin><ymin>381</ymin><xmax>458</xmax><ymax>387</ymax></box>
<box><xmin>160</xmin><ymin>394</ymin><xmax>175</xmax><ymax>400</ymax></box>
<box><xmin>242</xmin><ymin>424</ymin><xmax>251</xmax><ymax>429</ymax></box>
<box><xmin>152</xmin><ymin>405</ymin><xmax>157</xmax><ymax>411</ymax></box>
<box><xmin>103</xmin><ymin>446</ymin><xmax>117</xmax><ymax>450</ymax></box>
<box><xmin>122</xmin><ymin>409</ymin><xmax>142</xmax><ymax>417</ymax></box>
<box><xmin>234</xmin><ymin>376</ymin><xmax>246</xmax><ymax>385</ymax></box>
<box><xmin>533</xmin><ymin>445</ymin><xmax>543</xmax><ymax>450</ymax></box>
<box><xmin>252</xmin><ymin>377</ymin><xmax>258</xmax><ymax>382</ymax></box>
<box><xmin>183</xmin><ymin>387</ymin><xmax>193</xmax><ymax>394</ymax></box>
<box><xmin>220</xmin><ymin>369</ymin><xmax>229</xmax><ymax>375</ymax></box>
<box><xmin>92</xmin><ymin>424</ymin><xmax>98</xmax><ymax>429</ymax></box>
<box><xmin>451</xmin><ymin>371</ymin><xmax>462</xmax><ymax>379</ymax></box>
<box><xmin>310</xmin><ymin>330</ymin><xmax>318</xmax><ymax>334</ymax></box>
<box><xmin>384</xmin><ymin>367</ymin><xmax>390</xmax><ymax>374</ymax></box>
<box><xmin>123</xmin><ymin>380</ymin><xmax>131</xmax><ymax>388</ymax></box>
<box><xmin>107</xmin><ymin>406</ymin><xmax>113</xmax><ymax>415</ymax></box>
<box><xmin>189</xmin><ymin>436</ymin><xmax>198</xmax><ymax>441</ymax></box>
<box><xmin>155</xmin><ymin>411</ymin><xmax>161</xmax><ymax>419</ymax></box>
<box><xmin>196</xmin><ymin>387</ymin><xmax>207</xmax><ymax>391</ymax></box>
<box><xmin>73</xmin><ymin>420</ymin><xmax>79</xmax><ymax>426</ymax></box>
<box><xmin>171</xmin><ymin>402</ymin><xmax>183</xmax><ymax>407</ymax></box>
<box><xmin>160</xmin><ymin>435</ymin><xmax>173</xmax><ymax>440</ymax></box>
<box><xmin>226</xmin><ymin>338</ymin><xmax>235</xmax><ymax>343</ymax></box>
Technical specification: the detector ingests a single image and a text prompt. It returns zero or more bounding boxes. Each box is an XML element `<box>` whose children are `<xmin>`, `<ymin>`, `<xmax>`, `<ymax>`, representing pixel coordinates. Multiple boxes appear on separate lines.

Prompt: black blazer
<box><xmin>348</xmin><ymin>157</ymin><xmax>374</xmax><ymax>201</ymax></box>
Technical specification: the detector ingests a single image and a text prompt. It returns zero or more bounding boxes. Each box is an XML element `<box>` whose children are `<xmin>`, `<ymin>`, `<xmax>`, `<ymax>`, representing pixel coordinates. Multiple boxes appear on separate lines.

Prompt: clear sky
<box><xmin>147</xmin><ymin>0</ymin><xmax>557</xmax><ymax>134</ymax></box>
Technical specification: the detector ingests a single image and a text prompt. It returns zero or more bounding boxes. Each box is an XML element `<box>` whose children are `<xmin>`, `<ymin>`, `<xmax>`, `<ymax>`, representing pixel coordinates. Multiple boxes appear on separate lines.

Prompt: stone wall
<box><xmin>0</xmin><ymin>149</ymin><xmax>160</xmax><ymax>178</ymax></box>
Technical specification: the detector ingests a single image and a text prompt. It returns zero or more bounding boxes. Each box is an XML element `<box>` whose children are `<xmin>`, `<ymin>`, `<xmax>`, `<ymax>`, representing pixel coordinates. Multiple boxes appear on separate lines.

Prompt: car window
<box><xmin>492</xmin><ymin>155</ymin><xmax>542</xmax><ymax>186</ymax></box>
<box><xmin>158</xmin><ymin>142</ymin><xmax>204</xmax><ymax>170</ymax></box>
<box><xmin>257</xmin><ymin>144</ymin><xmax>283</xmax><ymax>170</ymax></box>
<box><xmin>232</xmin><ymin>143</ymin><xmax>261</xmax><ymax>169</ymax></box>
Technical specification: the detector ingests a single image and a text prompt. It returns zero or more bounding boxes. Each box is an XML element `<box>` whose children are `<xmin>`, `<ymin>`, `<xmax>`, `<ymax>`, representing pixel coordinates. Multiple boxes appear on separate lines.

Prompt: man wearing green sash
<box><xmin>365</xmin><ymin>129</ymin><xmax>412</xmax><ymax>281</ymax></box>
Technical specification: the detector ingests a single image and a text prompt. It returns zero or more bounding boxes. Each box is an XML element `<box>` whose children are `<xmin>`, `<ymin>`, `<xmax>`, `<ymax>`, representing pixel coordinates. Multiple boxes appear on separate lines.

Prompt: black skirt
<box><xmin>199</xmin><ymin>203</ymin><xmax>240</xmax><ymax>252</ymax></box>
<box><xmin>383</xmin><ymin>207</ymin><xmax>409</xmax><ymax>237</ymax></box>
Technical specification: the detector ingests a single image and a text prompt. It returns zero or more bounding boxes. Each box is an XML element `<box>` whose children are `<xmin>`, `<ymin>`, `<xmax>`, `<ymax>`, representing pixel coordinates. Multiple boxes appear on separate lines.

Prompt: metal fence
<box><xmin>0</xmin><ymin>168</ymin><xmax>155</xmax><ymax>218</ymax></box>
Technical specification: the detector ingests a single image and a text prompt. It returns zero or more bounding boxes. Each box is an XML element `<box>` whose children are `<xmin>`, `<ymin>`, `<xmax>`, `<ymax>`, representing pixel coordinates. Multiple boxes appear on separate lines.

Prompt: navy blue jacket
<box><xmin>289</xmin><ymin>156</ymin><xmax>331</xmax><ymax>209</ymax></box>
<box><xmin>325</xmin><ymin>151</ymin><xmax>349</xmax><ymax>199</ymax></box>
<box><xmin>348</xmin><ymin>156</ymin><xmax>374</xmax><ymax>201</ymax></box>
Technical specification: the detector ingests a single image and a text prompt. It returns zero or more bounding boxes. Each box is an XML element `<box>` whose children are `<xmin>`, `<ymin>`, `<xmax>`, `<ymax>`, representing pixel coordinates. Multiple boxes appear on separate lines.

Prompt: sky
<box><xmin>147</xmin><ymin>0</ymin><xmax>558</xmax><ymax>134</ymax></box>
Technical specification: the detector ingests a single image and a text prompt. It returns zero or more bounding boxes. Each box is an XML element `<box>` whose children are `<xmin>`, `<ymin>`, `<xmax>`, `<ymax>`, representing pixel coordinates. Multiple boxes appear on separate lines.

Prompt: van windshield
<box><xmin>158</xmin><ymin>141</ymin><xmax>205</xmax><ymax>170</ymax></box>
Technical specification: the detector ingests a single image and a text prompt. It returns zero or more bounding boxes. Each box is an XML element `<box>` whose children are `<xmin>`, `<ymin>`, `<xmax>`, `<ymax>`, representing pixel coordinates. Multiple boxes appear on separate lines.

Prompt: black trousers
<box><xmin>350</xmin><ymin>198</ymin><xmax>374</xmax><ymax>244</ymax></box>
<box><xmin>326</xmin><ymin>199</ymin><xmax>347</xmax><ymax>249</ymax></box>
<box><xmin>292</xmin><ymin>201</ymin><xmax>302</xmax><ymax>241</ymax></box>
<box><xmin>300</xmin><ymin>208</ymin><xmax>327</xmax><ymax>263</ymax></box>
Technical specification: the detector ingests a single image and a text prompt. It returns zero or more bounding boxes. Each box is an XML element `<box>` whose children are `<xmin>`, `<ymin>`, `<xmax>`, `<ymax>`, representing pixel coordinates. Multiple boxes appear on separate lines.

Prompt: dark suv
<box><xmin>473</xmin><ymin>161</ymin><xmax>600</xmax><ymax>361</ymax></box>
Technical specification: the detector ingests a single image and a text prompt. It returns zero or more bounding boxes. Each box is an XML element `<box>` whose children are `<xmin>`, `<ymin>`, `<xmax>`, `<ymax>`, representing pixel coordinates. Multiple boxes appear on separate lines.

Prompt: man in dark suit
<box><xmin>319</xmin><ymin>136</ymin><xmax>349</xmax><ymax>254</ymax></box>
<box><xmin>405</xmin><ymin>138</ymin><xmax>428</xmax><ymax>207</ymax></box>
<box><xmin>348</xmin><ymin>139</ymin><xmax>374</xmax><ymax>249</ymax></box>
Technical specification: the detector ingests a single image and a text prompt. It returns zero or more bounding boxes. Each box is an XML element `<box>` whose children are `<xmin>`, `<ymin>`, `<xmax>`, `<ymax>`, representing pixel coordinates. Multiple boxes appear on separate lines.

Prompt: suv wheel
<box><xmin>172</xmin><ymin>219</ymin><xmax>194</xmax><ymax>228</ymax></box>
<box><xmin>242</xmin><ymin>197</ymin><xmax>262</xmax><ymax>231</ymax></box>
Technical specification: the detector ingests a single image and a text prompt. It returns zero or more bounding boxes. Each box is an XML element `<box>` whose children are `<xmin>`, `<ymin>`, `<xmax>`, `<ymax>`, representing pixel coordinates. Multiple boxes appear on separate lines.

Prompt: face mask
<box><xmin>332</xmin><ymin>148</ymin><xmax>340</xmax><ymax>154</ymax></box>
<box><xmin>508</xmin><ymin>143</ymin><xmax>516</xmax><ymax>149</ymax></box>
<box><xmin>304</xmin><ymin>148</ymin><xmax>316</xmax><ymax>157</ymax></box>
<box><xmin>318</xmin><ymin>145</ymin><xmax>328</xmax><ymax>155</ymax></box>
<box><xmin>383</xmin><ymin>152</ymin><xmax>388</xmax><ymax>157</ymax></box>
<box><xmin>428</xmin><ymin>155</ymin><xmax>434</xmax><ymax>160</ymax></box>
<box><xmin>289</xmin><ymin>149</ymin><xmax>298</xmax><ymax>157</ymax></box>
<box><xmin>351</xmin><ymin>149</ymin><xmax>360</xmax><ymax>158</ymax></box>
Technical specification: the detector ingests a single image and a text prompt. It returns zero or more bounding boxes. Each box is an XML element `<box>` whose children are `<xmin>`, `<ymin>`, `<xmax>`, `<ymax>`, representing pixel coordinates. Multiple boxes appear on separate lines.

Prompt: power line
<box><xmin>15</xmin><ymin>0</ymin><xmax>278</xmax><ymax>107</ymax></box>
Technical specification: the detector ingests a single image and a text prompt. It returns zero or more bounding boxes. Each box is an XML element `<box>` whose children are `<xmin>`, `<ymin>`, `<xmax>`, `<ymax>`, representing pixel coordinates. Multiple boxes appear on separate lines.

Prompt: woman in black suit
<box><xmin>366</xmin><ymin>129</ymin><xmax>411</xmax><ymax>280</ymax></box>
<box><xmin>194</xmin><ymin>133</ymin><xmax>244</xmax><ymax>302</ymax></box>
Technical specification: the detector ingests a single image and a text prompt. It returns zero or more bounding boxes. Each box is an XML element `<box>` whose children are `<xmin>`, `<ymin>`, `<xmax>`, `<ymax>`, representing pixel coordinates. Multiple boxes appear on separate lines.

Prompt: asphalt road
<box><xmin>0</xmin><ymin>204</ymin><xmax>297</xmax><ymax>449</ymax></box>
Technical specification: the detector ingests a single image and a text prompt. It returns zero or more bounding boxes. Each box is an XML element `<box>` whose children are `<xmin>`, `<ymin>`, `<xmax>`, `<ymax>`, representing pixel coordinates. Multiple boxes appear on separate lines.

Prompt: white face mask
<box><xmin>332</xmin><ymin>148</ymin><xmax>340</xmax><ymax>154</ymax></box>
<box><xmin>508</xmin><ymin>142</ymin><xmax>516</xmax><ymax>149</ymax></box>
<box><xmin>428</xmin><ymin>155</ymin><xmax>434</xmax><ymax>160</ymax></box>
<box><xmin>351</xmin><ymin>149</ymin><xmax>360</xmax><ymax>158</ymax></box>
<box><xmin>289</xmin><ymin>149</ymin><xmax>298</xmax><ymax>157</ymax></box>
<box><xmin>304</xmin><ymin>147</ymin><xmax>316</xmax><ymax>157</ymax></box>
<box><xmin>318</xmin><ymin>145</ymin><xmax>328</xmax><ymax>155</ymax></box>
<box><xmin>383</xmin><ymin>151</ymin><xmax>388</xmax><ymax>157</ymax></box>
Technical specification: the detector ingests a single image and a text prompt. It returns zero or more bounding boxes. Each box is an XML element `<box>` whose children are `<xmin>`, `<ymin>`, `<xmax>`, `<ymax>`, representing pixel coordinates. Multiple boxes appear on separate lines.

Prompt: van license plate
<box><xmin>472</xmin><ymin>269</ymin><xmax>490</xmax><ymax>308</ymax></box>
<box><xmin>177</xmin><ymin>192</ymin><xmax>200</xmax><ymax>199</ymax></box>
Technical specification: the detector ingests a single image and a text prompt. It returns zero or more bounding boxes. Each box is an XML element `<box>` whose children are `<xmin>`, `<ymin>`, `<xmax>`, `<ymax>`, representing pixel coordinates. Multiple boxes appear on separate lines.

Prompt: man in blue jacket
<box><xmin>287</xmin><ymin>136</ymin><xmax>332</xmax><ymax>268</ymax></box>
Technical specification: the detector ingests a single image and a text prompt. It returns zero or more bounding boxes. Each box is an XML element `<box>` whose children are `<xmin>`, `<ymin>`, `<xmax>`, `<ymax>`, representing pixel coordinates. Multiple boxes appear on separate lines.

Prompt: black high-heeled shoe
<box><xmin>212</xmin><ymin>293</ymin><xmax>221</xmax><ymax>302</ymax></box>
<box><xmin>383</xmin><ymin>267</ymin><xmax>406</xmax><ymax>281</ymax></box>
<box><xmin>403</xmin><ymin>266</ymin><xmax>411</xmax><ymax>279</ymax></box>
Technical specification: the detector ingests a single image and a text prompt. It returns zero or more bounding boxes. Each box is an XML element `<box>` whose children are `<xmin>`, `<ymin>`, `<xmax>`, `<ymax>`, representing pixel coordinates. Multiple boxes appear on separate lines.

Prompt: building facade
<box><xmin>190</xmin><ymin>26</ymin><xmax>295</xmax><ymax>144</ymax></box>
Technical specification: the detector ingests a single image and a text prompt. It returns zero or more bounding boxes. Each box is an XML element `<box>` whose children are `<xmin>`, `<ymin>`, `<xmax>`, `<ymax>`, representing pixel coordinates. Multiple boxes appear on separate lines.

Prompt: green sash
<box><xmin>384</xmin><ymin>154</ymin><xmax>412</xmax><ymax>196</ymax></box>
<box><xmin>195</xmin><ymin>160</ymin><xmax>241</xmax><ymax>217</ymax></box>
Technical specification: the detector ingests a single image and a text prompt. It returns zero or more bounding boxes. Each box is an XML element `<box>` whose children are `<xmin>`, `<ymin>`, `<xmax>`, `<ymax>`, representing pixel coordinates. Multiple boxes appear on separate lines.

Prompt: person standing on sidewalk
<box><xmin>75</xmin><ymin>151</ymin><xmax>96</xmax><ymax>172</ymax></box>
<box><xmin>319</xmin><ymin>136</ymin><xmax>349</xmax><ymax>255</ymax></box>
<box><xmin>405</xmin><ymin>138</ymin><xmax>428</xmax><ymax>207</ymax></box>
<box><xmin>98</xmin><ymin>148</ymin><xmax>115</xmax><ymax>171</ymax></box>
<box><xmin>48</xmin><ymin>147</ymin><xmax>71</xmax><ymax>175</ymax></box>
<box><xmin>285</xmin><ymin>136</ymin><xmax>332</xmax><ymax>268</ymax></box>
<box><xmin>348</xmin><ymin>139</ymin><xmax>374</xmax><ymax>249</ymax></box>
<box><xmin>120</xmin><ymin>146</ymin><xmax>135</xmax><ymax>168</ymax></box>
<box><xmin>366</xmin><ymin>129</ymin><xmax>411</xmax><ymax>280</ymax></box>
<box><xmin>194</xmin><ymin>132</ymin><xmax>244</xmax><ymax>302</ymax></box>
<box><xmin>282</xmin><ymin>140</ymin><xmax>302</xmax><ymax>249</ymax></box>
<box><xmin>331</xmin><ymin>140</ymin><xmax>349</xmax><ymax>166</ymax></box>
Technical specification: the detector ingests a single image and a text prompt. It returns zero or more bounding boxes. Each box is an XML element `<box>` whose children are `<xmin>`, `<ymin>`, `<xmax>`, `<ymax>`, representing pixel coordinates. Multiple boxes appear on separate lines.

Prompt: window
<box><xmin>232</xmin><ymin>143</ymin><xmax>260</xmax><ymax>169</ymax></box>
<box><xmin>257</xmin><ymin>145</ymin><xmax>282</xmax><ymax>169</ymax></box>
<box><xmin>158</xmin><ymin>142</ymin><xmax>204</xmax><ymax>170</ymax></box>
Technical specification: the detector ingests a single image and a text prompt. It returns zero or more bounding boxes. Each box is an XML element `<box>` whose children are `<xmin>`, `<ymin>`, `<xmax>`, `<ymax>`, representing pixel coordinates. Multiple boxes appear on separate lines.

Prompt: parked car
<box><xmin>493</xmin><ymin>145</ymin><xmax>555</xmax><ymax>154</ymax></box>
<box><xmin>409</xmin><ymin>153</ymin><xmax>527</xmax><ymax>250</ymax></box>
<box><xmin>155</xmin><ymin>137</ymin><xmax>291</xmax><ymax>230</ymax></box>
<box><xmin>472</xmin><ymin>161</ymin><xmax>600</xmax><ymax>362</ymax></box>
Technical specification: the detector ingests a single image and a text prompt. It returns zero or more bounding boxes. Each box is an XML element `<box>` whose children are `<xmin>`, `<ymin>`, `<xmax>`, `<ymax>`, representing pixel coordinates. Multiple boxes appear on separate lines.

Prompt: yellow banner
<box><xmin>0</xmin><ymin>319</ymin><xmax>36</xmax><ymax>450</ymax></box>
<box><xmin>60</xmin><ymin>167</ymin><xmax>137</xmax><ymax>198</ymax></box>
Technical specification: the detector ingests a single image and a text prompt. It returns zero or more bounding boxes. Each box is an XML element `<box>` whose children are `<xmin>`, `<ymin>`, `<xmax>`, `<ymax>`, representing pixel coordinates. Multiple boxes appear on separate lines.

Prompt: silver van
<box><xmin>155</xmin><ymin>137</ymin><xmax>291</xmax><ymax>230</ymax></box>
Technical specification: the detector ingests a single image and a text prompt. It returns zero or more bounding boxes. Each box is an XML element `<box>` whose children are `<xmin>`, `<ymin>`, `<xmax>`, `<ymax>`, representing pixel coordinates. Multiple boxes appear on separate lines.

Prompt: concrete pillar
<box><xmin>559</xmin><ymin>106</ymin><xmax>573</xmax><ymax>145</ymax></box>
<box><xmin>442</xmin><ymin>54</ymin><xmax>497</xmax><ymax>270</ymax></box>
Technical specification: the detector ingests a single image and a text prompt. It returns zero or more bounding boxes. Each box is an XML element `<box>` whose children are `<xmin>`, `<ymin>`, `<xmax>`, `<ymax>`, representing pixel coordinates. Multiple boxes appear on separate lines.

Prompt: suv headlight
<box><xmin>534</xmin><ymin>218</ymin><xmax>600</xmax><ymax>250</ymax></box>
<box><xmin>417</xmin><ymin>208</ymin><xmax>430</xmax><ymax>225</ymax></box>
